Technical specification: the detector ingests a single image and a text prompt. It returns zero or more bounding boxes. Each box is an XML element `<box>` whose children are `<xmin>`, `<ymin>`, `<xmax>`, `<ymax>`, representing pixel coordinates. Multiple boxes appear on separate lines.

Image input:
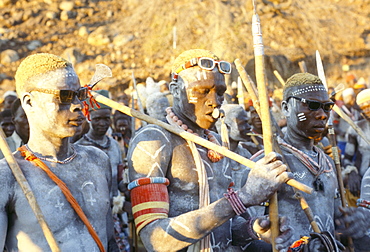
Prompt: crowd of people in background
<box><xmin>1</xmin><ymin>51</ymin><xmax>370</xmax><ymax>252</ymax></box>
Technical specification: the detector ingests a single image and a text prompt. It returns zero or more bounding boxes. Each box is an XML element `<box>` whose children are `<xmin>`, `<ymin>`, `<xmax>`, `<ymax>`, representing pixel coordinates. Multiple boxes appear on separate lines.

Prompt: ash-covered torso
<box><xmin>279</xmin><ymin>75</ymin><xmax>340</xmax><ymax>242</ymax></box>
<box><xmin>278</xmin><ymin>142</ymin><xmax>338</xmax><ymax>239</ymax></box>
<box><xmin>76</xmin><ymin>135</ymin><xmax>122</xmax><ymax>198</ymax></box>
<box><xmin>128</xmin><ymin>124</ymin><xmax>236</xmax><ymax>251</ymax></box>
<box><xmin>0</xmin><ymin>144</ymin><xmax>111</xmax><ymax>252</ymax></box>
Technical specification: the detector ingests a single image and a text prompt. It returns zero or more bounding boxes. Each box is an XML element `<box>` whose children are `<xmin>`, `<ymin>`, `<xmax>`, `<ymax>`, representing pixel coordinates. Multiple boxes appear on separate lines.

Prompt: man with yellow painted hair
<box><xmin>0</xmin><ymin>53</ymin><xmax>117</xmax><ymax>251</ymax></box>
<box><xmin>127</xmin><ymin>49</ymin><xmax>293</xmax><ymax>251</ymax></box>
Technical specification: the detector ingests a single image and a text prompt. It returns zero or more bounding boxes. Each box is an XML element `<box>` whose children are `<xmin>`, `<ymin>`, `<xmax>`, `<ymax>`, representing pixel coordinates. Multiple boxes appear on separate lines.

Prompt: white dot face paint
<box><xmin>297</xmin><ymin>112</ymin><xmax>307</xmax><ymax>121</ymax></box>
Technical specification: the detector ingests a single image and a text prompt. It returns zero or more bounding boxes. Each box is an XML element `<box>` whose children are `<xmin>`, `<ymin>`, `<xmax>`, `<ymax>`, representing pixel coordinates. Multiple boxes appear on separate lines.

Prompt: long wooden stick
<box><xmin>235</xmin><ymin>59</ymin><xmax>261</xmax><ymax>114</ymax></box>
<box><xmin>316</xmin><ymin>51</ymin><xmax>354</xmax><ymax>251</ymax></box>
<box><xmin>92</xmin><ymin>91</ymin><xmax>312</xmax><ymax>194</ymax></box>
<box><xmin>0</xmin><ymin>128</ymin><xmax>60</xmax><ymax>252</ymax></box>
<box><xmin>273</xmin><ymin>70</ymin><xmax>286</xmax><ymax>86</ymax></box>
<box><xmin>236</xmin><ymin>59</ymin><xmax>323</xmax><ymax>234</ymax></box>
<box><xmin>251</xmin><ymin>1</ymin><xmax>279</xmax><ymax>250</ymax></box>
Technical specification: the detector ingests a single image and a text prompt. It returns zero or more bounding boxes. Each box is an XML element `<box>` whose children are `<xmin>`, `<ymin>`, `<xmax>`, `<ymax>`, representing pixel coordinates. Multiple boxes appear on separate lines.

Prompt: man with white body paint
<box><xmin>0</xmin><ymin>53</ymin><xmax>117</xmax><ymax>251</ymax></box>
<box><xmin>127</xmin><ymin>49</ymin><xmax>293</xmax><ymax>251</ymax></box>
<box><xmin>274</xmin><ymin>73</ymin><xmax>342</xmax><ymax>251</ymax></box>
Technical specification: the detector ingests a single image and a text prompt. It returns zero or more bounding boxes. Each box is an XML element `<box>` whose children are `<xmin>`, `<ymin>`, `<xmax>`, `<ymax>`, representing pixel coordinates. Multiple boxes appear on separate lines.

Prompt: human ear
<box><xmin>281</xmin><ymin>100</ymin><xmax>290</xmax><ymax>117</ymax></box>
<box><xmin>169</xmin><ymin>81</ymin><xmax>181</xmax><ymax>99</ymax></box>
<box><xmin>21</xmin><ymin>92</ymin><xmax>33</xmax><ymax>111</ymax></box>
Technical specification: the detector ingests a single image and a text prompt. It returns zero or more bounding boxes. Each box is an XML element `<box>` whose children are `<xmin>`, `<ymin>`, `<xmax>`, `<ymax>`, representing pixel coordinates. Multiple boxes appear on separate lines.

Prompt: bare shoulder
<box><xmin>130</xmin><ymin>124</ymin><xmax>173</xmax><ymax>145</ymax></box>
<box><xmin>128</xmin><ymin>124</ymin><xmax>175</xmax><ymax>179</ymax></box>
<box><xmin>0</xmin><ymin>157</ymin><xmax>16</xmax><ymax>201</ymax></box>
<box><xmin>73</xmin><ymin>143</ymin><xmax>110</xmax><ymax>165</ymax></box>
<box><xmin>109</xmin><ymin>137</ymin><xmax>122</xmax><ymax>153</ymax></box>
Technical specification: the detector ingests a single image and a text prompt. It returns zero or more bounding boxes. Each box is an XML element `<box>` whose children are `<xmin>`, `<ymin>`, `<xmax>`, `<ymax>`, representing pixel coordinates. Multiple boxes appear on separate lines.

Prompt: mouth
<box><xmin>205</xmin><ymin>110</ymin><xmax>217</xmax><ymax>121</ymax></box>
<box><xmin>68</xmin><ymin>116</ymin><xmax>84</xmax><ymax>126</ymax></box>
<box><xmin>312</xmin><ymin>124</ymin><xmax>325</xmax><ymax>131</ymax></box>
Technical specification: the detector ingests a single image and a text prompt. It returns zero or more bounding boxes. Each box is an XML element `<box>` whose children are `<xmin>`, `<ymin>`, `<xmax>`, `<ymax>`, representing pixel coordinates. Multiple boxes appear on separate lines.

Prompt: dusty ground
<box><xmin>1</xmin><ymin>0</ymin><xmax>370</xmax><ymax>98</ymax></box>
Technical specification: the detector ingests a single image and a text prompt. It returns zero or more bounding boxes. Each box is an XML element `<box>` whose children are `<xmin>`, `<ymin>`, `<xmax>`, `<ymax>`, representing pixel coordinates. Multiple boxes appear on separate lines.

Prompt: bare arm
<box><xmin>336</xmin><ymin>168</ymin><xmax>370</xmax><ymax>239</ymax></box>
<box><xmin>0</xmin><ymin>164</ymin><xmax>12</xmax><ymax>250</ymax></box>
<box><xmin>128</xmin><ymin>126</ymin><xmax>289</xmax><ymax>251</ymax></box>
<box><xmin>0</xmin><ymin>208</ymin><xmax>7</xmax><ymax>250</ymax></box>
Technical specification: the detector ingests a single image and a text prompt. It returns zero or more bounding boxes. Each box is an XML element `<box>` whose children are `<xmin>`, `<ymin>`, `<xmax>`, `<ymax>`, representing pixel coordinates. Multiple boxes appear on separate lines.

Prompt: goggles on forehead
<box><xmin>172</xmin><ymin>57</ymin><xmax>232</xmax><ymax>81</ymax></box>
<box><xmin>31</xmin><ymin>87</ymin><xmax>88</xmax><ymax>104</ymax></box>
<box><xmin>287</xmin><ymin>96</ymin><xmax>334</xmax><ymax>113</ymax></box>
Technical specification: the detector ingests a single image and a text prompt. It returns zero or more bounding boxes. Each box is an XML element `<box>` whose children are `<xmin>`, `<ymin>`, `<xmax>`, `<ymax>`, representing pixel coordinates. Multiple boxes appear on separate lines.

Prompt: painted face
<box><xmin>229</xmin><ymin>110</ymin><xmax>251</xmax><ymax>142</ymax></box>
<box><xmin>178</xmin><ymin>68</ymin><xmax>226</xmax><ymax>129</ymax></box>
<box><xmin>284</xmin><ymin>87</ymin><xmax>331</xmax><ymax>140</ymax></box>
<box><xmin>13</xmin><ymin>106</ymin><xmax>29</xmax><ymax>141</ymax></box>
<box><xmin>115</xmin><ymin>118</ymin><xmax>131</xmax><ymax>136</ymax></box>
<box><xmin>89</xmin><ymin>108</ymin><xmax>112</xmax><ymax>137</ymax></box>
<box><xmin>29</xmin><ymin>67</ymin><xmax>85</xmax><ymax>138</ymax></box>
<box><xmin>0</xmin><ymin>116</ymin><xmax>15</xmax><ymax>137</ymax></box>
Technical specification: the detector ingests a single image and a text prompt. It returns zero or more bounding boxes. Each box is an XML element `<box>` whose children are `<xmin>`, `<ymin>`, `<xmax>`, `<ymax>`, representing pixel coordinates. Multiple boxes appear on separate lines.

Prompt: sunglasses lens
<box><xmin>219</xmin><ymin>61</ymin><xmax>231</xmax><ymax>74</ymax></box>
<box><xmin>199</xmin><ymin>58</ymin><xmax>215</xmax><ymax>70</ymax></box>
<box><xmin>59</xmin><ymin>90</ymin><xmax>74</xmax><ymax>103</ymax></box>
<box><xmin>78</xmin><ymin>87</ymin><xmax>88</xmax><ymax>101</ymax></box>
<box><xmin>308</xmin><ymin>101</ymin><xmax>321</xmax><ymax>110</ymax></box>
<box><xmin>323</xmin><ymin>103</ymin><xmax>334</xmax><ymax>112</ymax></box>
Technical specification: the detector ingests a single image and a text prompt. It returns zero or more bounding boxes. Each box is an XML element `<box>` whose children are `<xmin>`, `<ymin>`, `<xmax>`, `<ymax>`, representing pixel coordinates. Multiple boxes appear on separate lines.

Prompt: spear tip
<box><xmin>252</xmin><ymin>0</ymin><xmax>257</xmax><ymax>13</ymax></box>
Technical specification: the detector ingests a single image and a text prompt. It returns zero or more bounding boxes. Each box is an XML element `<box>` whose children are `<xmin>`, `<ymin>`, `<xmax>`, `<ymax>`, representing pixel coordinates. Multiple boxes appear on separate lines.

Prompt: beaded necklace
<box><xmin>165</xmin><ymin>107</ymin><xmax>224</xmax><ymax>162</ymax></box>
<box><xmin>83</xmin><ymin>134</ymin><xmax>111</xmax><ymax>149</ymax></box>
<box><xmin>278</xmin><ymin>138</ymin><xmax>333</xmax><ymax>191</ymax></box>
<box><xmin>24</xmin><ymin>144</ymin><xmax>77</xmax><ymax>164</ymax></box>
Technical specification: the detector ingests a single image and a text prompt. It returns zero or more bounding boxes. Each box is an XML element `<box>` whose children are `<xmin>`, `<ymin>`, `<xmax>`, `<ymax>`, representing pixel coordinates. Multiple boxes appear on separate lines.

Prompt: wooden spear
<box><xmin>315</xmin><ymin>51</ymin><xmax>370</xmax><ymax>146</ymax></box>
<box><xmin>316</xmin><ymin>51</ymin><xmax>355</xmax><ymax>252</ymax></box>
<box><xmin>251</xmin><ymin>1</ymin><xmax>279</xmax><ymax>250</ymax></box>
<box><xmin>91</xmin><ymin>91</ymin><xmax>312</xmax><ymax>194</ymax></box>
<box><xmin>0</xmin><ymin>128</ymin><xmax>60</xmax><ymax>252</ymax></box>
<box><xmin>273</xmin><ymin>70</ymin><xmax>286</xmax><ymax>86</ymax></box>
<box><xmin>298</xmin><ymin>61</ymin><xmax>308</xmax><ymax>73</ymax></box>
<box><xmin>235</xmin><ymin>59</ymin><xmax>322</xmax><ymax>234</ymax></box>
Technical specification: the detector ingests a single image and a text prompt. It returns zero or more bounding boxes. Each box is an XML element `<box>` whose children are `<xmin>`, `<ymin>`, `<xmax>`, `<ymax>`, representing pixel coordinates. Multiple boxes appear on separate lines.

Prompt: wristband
<box><xmin>223</xmin><ymin>188</ymin><xmax>247</xmax><ymax>215</ymax></box>
<box><xmin>247</xmin><ymin>217</ymin><xmax>260</xmax><ymax>240</ymax></box>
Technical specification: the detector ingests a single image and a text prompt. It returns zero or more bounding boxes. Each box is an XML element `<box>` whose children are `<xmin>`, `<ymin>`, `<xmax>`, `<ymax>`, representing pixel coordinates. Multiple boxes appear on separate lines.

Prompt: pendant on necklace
<box><xmin>313</xmin><ymin>177</ymin><xmax>324</xmax><ymax>191</ymax></box>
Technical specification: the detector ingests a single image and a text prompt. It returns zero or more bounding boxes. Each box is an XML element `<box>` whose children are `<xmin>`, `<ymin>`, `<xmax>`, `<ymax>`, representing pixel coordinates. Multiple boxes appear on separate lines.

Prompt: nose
<box><xmin>70</xmin><ymin>95</ymin><xmax>83</xmax><ymax>112</ymax></box>
<box><xmin>315</xmin><ymin>107</ymin><xmax>328</xmax><ymax>120</ymax></box>
<box><xmin>205</xmin><ymin>91</ymin><xmax>223</xmax><ymax>108</ymax></box>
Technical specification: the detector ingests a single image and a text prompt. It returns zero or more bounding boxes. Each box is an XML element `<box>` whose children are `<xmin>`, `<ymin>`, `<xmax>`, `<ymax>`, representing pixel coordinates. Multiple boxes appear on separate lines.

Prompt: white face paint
<box><xmin>46</xmin><ymin>102</ymin><xmax>57</xmax><ymax>111</ymax></box>
<box><xmin>189</xmin><ymin>96</ymin><xmax>198</xmax><ymax>104</ymax></box>
<box><xmin>202</xmin><ymin>71</ymin><xmax>207</xmax><ymax>80</ymax></box>
<box><xmin>297</xmin><ymin>112</ymin><xmax>307</xmax><ymax>121</ymax></box>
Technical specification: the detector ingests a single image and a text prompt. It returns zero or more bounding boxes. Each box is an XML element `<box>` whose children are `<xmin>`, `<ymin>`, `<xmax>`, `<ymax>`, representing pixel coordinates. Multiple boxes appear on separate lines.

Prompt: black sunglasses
<box><xmin>31</xmin><ymin>87</ymin><xmax>88</xmax><ymax>104</ymax></box>
<box><xmin>287</xmin><ymin>96</ymin><xmax>334</xmax><ymax>112</ymax></box>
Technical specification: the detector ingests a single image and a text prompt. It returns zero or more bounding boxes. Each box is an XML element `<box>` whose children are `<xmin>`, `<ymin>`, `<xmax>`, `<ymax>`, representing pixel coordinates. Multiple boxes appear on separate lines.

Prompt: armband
<box><xmin>357</xmin><ymin>199</ymin><xmax>370</xmax><ymax>209</ymax></box>
<box><xmin>128</xmin><ymin>177</ymin><xmax>170</xmax><ymax>234</ymax></box>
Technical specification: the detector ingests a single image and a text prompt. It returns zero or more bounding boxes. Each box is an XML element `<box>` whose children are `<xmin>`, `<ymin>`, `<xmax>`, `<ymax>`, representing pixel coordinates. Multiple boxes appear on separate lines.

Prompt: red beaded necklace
<box><xmin>165</xmin><ymin>107</ymin><xmax>224</xmax><ymax>162</ymax></box>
